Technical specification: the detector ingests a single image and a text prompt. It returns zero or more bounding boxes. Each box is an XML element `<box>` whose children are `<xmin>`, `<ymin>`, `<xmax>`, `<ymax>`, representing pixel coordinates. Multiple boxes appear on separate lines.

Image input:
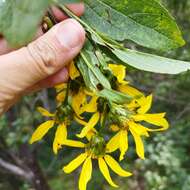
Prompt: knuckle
<box><xmin>27</xmin><ymin>39</ymin><xmax>58</xmax><ymax>75</ymax></box>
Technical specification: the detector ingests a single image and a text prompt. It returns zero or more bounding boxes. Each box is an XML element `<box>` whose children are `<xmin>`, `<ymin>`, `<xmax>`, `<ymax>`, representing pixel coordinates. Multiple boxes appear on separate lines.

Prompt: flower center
<box><xmin>86</xmin><ymin>135</ymin><xmax>106</xmax><ymax>159</ymax></box>
<box><xmin>109</xmin><ymin>104</ymin><xmax>134</xmax><ymax>128</ymax></box>
<box><xmin>55</xmin><ymin>105</ymin><xmax>73</xmax><ymax>123</ymax></box>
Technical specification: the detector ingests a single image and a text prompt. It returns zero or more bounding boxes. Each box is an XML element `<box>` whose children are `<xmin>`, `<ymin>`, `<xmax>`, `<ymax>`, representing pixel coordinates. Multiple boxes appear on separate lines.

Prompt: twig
<box><xmin>172</xmin><ymin>103</ymin><xmax>190</xmax><ymax>124</ymax></box>
<box><xmin>0</xmin><ymin>157</ymin><xmax>34</xmax><ymax>181</ymax></box>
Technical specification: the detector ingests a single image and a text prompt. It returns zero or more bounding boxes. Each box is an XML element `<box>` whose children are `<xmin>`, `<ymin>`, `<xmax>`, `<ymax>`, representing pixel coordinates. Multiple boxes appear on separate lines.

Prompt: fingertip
<box><xmin>52</xmin><ymin>3</ymin><xmax>85</xmax><ymax>22</ymax></box>
<box><xmin>55</xmin><ymin>18</ymin><xmax>85</xmax><ymax>49</ymax></box>
<box><xmin>52</xmin><ymin>6</ymin><xmax>68</xmax><ymax>21</ymax></box>
<box><xmin>66</xmin><ymin>3</ymin><xmax>85</xmax><ymax>17</ymax></box>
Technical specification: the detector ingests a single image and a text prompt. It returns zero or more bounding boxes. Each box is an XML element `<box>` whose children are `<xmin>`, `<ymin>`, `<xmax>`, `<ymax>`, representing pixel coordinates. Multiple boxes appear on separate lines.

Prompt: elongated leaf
<box><xmin>112</xmin><ymin>48</ymin><xmax>190</xmax><ymax>74</ymax></box>
<box><xmin>0</xmin><ymin>0</ymin><xmax>50</xmax><ymax>47</ymax></box>
<box><xmin>77</xmin><ymin>56</ymin><xmax>98</xmax><ymax>91</ymax></box>
<box><xmin>77</xmin><ymin>48</ymin><xmax>111</xmax><ymax>90</ymax></box>
<box><xmin>98</xmin><ymin>89</ymin><xmax>132</xmax><ymax>104</ymax></box>
<box><xmin>82</xmin><ymin>0</ymin><xmax>185</xmax><ymax>51</ymax></box>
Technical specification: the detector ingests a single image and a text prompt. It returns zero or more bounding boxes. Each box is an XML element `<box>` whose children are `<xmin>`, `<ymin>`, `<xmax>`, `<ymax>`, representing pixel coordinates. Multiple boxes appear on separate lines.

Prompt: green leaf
<box><xmin>58</xmin><ymin>0</ymin><xmax>81</xmax><ymax>3</ymax></box>
<box><xmin>82</xmin><ymin>0</ymin><xmax>185</xmax><ymax>51</ymax></box>
<box><xmin>0</xmin><ymin>0</ymin><xmax>51</xmax><ymax>47</ymax></box>
<box><xmin>98</xmin><ymin>89</ymin><xmax>132</xmax><ymax>104</ymax></box>
<box><xmin>77</xmin><ymin>46</ymin><xmax>111</xmax><ymax>91</ymax></box>
<box><xmin>112</xmin><ymin>48</ymin><xmax>190</xmax><ymax>74</ymax></box>
<box><xmin>77</xmin><ymin>56</ymin><xmax>98</xmax><ymax>91</ymax></box>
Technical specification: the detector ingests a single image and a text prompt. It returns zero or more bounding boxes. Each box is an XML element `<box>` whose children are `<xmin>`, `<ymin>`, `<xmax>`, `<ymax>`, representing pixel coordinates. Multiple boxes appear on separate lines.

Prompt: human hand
<box><xmin>0</xmin><ymin>3</ymin><xmax>85</xmax><ymax>116</ymax></box>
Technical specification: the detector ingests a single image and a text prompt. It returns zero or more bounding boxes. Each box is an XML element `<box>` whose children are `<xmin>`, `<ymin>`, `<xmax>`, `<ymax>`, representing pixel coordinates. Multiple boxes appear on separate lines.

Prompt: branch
<box><xmin>0</xmin><ymin>157</ymin><xmax>34</xmax><ymax>182</ymax></box>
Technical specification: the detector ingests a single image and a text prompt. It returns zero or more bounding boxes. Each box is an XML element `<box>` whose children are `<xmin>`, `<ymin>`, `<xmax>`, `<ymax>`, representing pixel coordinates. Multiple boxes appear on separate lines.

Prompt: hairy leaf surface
<box><xmin>82</xmin><ymin>0</ymin><xmax>185</xmax><ymax>51</ymax></box>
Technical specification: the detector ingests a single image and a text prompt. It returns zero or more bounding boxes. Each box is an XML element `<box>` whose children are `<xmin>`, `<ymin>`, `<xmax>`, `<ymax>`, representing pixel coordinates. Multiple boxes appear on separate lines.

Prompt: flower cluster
<box><xmin>30</xmin><ymin>62</ymin><xmax>169</xmax><ymax>190</ymax></box>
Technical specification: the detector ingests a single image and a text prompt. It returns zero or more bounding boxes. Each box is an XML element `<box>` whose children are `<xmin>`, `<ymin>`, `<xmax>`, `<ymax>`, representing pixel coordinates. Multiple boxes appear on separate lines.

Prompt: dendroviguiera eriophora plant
<box><xmin>1</xmin><ymin>0</ymin><xmax>190</xmax><ymax>189</ymax></box>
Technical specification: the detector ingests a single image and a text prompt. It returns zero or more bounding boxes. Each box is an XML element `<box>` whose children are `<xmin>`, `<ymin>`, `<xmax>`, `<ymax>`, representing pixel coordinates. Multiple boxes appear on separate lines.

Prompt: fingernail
<box><xmin>56</xmin><ymin>19</ymin><xmax>85</xmax><ymax>49</ymax></box>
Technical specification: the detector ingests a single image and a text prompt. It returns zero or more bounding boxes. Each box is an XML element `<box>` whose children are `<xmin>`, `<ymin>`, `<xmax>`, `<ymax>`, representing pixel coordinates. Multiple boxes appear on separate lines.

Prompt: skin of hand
<box><xmin>0</xmin><ymin>3</ymin><xmax>86</xmax><ymax>116</ymax></box>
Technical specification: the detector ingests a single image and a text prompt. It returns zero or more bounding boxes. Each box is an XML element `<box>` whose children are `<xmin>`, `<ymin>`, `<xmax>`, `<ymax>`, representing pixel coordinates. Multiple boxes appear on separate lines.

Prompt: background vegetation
<box><xmin>0</xmin><ymin>0</ymin><xmax>190</xmax><ymax>189</ymax></box>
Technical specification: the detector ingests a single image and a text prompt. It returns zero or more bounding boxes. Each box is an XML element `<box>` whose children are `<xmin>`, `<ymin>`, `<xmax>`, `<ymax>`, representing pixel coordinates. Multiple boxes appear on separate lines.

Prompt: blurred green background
<box><xmin>0</xmin><ymin>0</ymin><xmax>190</xmax><ymax>189</ymax></box>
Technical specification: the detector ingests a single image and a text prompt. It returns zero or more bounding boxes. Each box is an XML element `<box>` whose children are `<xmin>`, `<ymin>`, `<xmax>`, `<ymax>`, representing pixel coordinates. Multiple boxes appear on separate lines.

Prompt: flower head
<box><xmin>29</xmin><ymin>106</ymin><xmax>70</xmax><ymax>154</ymax></box>
<box><xmin>107</xmin><ymin>94</ymin><xmax>169</xmax><ymax>160</ymax></box>
<box><xmin>55</xmin><ymin>61</ymin><xmax>80</xmax><ymax>103</ymax></box>
<box><xmin>63</xmin><ymin>132</ymin><xmax>132</xmax><ymax>190</ymax></box>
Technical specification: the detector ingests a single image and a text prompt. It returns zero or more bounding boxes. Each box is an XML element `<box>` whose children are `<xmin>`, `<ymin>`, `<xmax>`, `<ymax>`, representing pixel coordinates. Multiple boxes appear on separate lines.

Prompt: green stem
<box><xmin>57</xmin><ymin>4</ymin><xmax>94</xmax><ymax>33</ymax></box>
<box><xmin>54</xmin><ymin>2</ymin><xmax>109</xmax><ymax>44</ymax></box>
<box><xmin>100</xmin><ymin>110</ymin><xmax>107</xmax><ymax>133</ymax></box>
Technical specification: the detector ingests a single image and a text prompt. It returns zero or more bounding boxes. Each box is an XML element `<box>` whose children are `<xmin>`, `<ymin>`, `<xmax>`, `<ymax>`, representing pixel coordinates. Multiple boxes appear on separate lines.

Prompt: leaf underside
<box><xmin>112</xmin><ymin>48</ymin><xmax>190</xmax><ymax>74</ymax></box>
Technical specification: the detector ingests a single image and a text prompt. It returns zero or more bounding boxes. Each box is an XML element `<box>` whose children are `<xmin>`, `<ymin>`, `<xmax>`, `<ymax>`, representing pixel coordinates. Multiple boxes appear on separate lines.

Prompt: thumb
<box><xmin>0</xmin><ymin>19</ymin><xmax>85</xmax><ymax>113</ymax></box>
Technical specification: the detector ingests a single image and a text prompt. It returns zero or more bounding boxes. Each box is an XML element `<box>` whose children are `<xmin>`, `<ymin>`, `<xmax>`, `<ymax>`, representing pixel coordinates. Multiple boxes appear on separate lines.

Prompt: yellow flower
<box><xmin>108</xmin><ymin>64</ymin><xmax>127</xmax><ymax>84</ymax></box>
<box><xmin>70</xmin><ymin>87</ymin><xmax>101</xmax><ymax>139</ymax></box>
<box><xmin>109</xmin><ymin>64</ymin><xmax>144</xmax><ymax>98</ymax></box>
<box><xmin>73</xmin><ymin>94</ymin><xmax>101</xmax><ymax>139</ymax></box>
<box><xmin>71</xmin><ymin>88</ymin><xmax>87</xmax><ymax>118</ymax></box>
<box><xmin>71</xmin><ymin>88</ymin><xmax>99</xmax><ymax>117</ymax></box>
<box><xmin>79</xmin><ymin>95</ymin><xmax>98</xmax><ymax>114</ymax></box>
<box><xmin>55</xmin><ymin>61</ymin><xmax>80</xmax><ymax>103</ymax></box>
<box><xmin>30</xmin><ymin>107</ymin><xmax>68</xmax><ymax>154</ymax></box>
<box><xmin>55</xmin><ymin>83</ymin><xmax>67</xmax><ymax>92</ymax></box>
<box><xmin>30</xmin><ymin>94</ymin><xmax>98</xmax><ymax>154</ymax></box>
<box><xmin>55</xmin><ymin>83</ymin><xmax>67</xmax><ymax>103</ymax></box>
<box><xmin>107</xmin><ymin>94</ymin><xmax>169</xmax><ymax>161</ymax></box>
<box><xmin>63</xmin><ymin>134</ymin><xmax>132</xmax><ymax>190</ymax></box>
<box><xmin>77</xmin><ymin>112</ymin><xmax>100</xmax><ymax>138</ymax></box>
<box><xmin>69</xmin><ymin>61</ymin><xmax>80</xmax><ymax>80</ymax></box>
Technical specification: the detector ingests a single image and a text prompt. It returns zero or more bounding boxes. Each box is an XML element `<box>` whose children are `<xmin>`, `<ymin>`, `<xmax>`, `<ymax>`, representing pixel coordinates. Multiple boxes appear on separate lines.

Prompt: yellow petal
<box><xmin>98</xmin><ymin>157</ymin><xmax>118</xmax><ymax>188</ymax></box>
<box><xmin>72</xmin><ymin>89</ymin><xmax>86</xmax><ymax>118</ymax></box>
<box><xmin>110</xmin><ymin>124</ymin><xmax>120</xmax><ymax>132</ymax></box>
<box><xmin>80</xmin><ymin>96</ymin><xmax>98</xmax><ymax>113</ymax></box>
<box><xmin>63</xmin><ymin>153</ymin><xmax>88</xmax><ymax>174</ymax></box>
<box><xmin>109</xmin><ymin>64</ymin><xmax>126</xmax><ymax>83</ymax></box>
<box><xmin>104</xmin><ymin>155</ymin><xmax>132</xmax><ymax>177</ymax></box>
<box><xmin>86</xmin><ymin>129</ymin><xmax>97</xmax><ymax>141</ymax></box>
<box><xmin>37</xmin><ymin>107</ymin><xmax>54</xmax><ymax>117</ymax></box>
<box><xmin>137</xmin><ymin>94</ymin><xmax>153</xmax><ymax>114</ymax></box>
<box><xmin>133</xmin><ymin>113</ymin><xmax>169</xmax><ymax>130</ymax></box>
<box><xmin>106</xmin><ymin>132</ymin><xmax>120</xmax><ymax>153</ymax></box>
<box><xmin>63</xmin><ymin>140</ymin><xmax>86</xmax><ymax>148</ymax></box>
<box><xmin>119</xmin><ymin>130</ymin><xmax>128</xmax><ymax>161</ymax></box>
<box><xmin>126</xmin><ymin>99</ymin><xmax>139</xmax><ymax>111</ymax></box>
<box><xmin>79</xmin><ymin>156</ymin><xmax>92</xmax><ymax>190</ymax></box>
<box><xmin>74</xmin><ymin>116</ymin><xmax>88</xmax><ymax>126</ymax></box>
<box><xmin>77</xmin><ymin>112</ymin><xmax>100</xmax><ymax>138</ymax></box>
<box><xmin>69</xmin><ymin>61</ymin><xmax>80</xmax><ymax>80</ymax></box>
<box><xmin>56</xmin><ymin>91</ymin><xmax>66</xmax><ymax>103</ymax></box>
<box><xmin>130</xmin><ymin>128</ymin><xmax>145</xmax><ymax>159</ymax></box>
<box><xmin>119</xmin><ymin>85</ymin><xmax>144</xmax><ymax>98</ymax></box>
<box><xmin>53</xmin><ymin>123</ymin><xmax>67</xmax><ymax>154</ymax></box>
<box><xmin>30</xmin><ymin>120</ymin><xmax>55</xmax><ymax>144</ymax></box>
<box><xmin>55</xmin><ymin>83</ymin><xmax>67</xmax><ymax>92</ymax></box>
<box><xmin>128</xmin><ymin>121</ymin><xmax>149</xmax><ymax>137</ymax></box>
